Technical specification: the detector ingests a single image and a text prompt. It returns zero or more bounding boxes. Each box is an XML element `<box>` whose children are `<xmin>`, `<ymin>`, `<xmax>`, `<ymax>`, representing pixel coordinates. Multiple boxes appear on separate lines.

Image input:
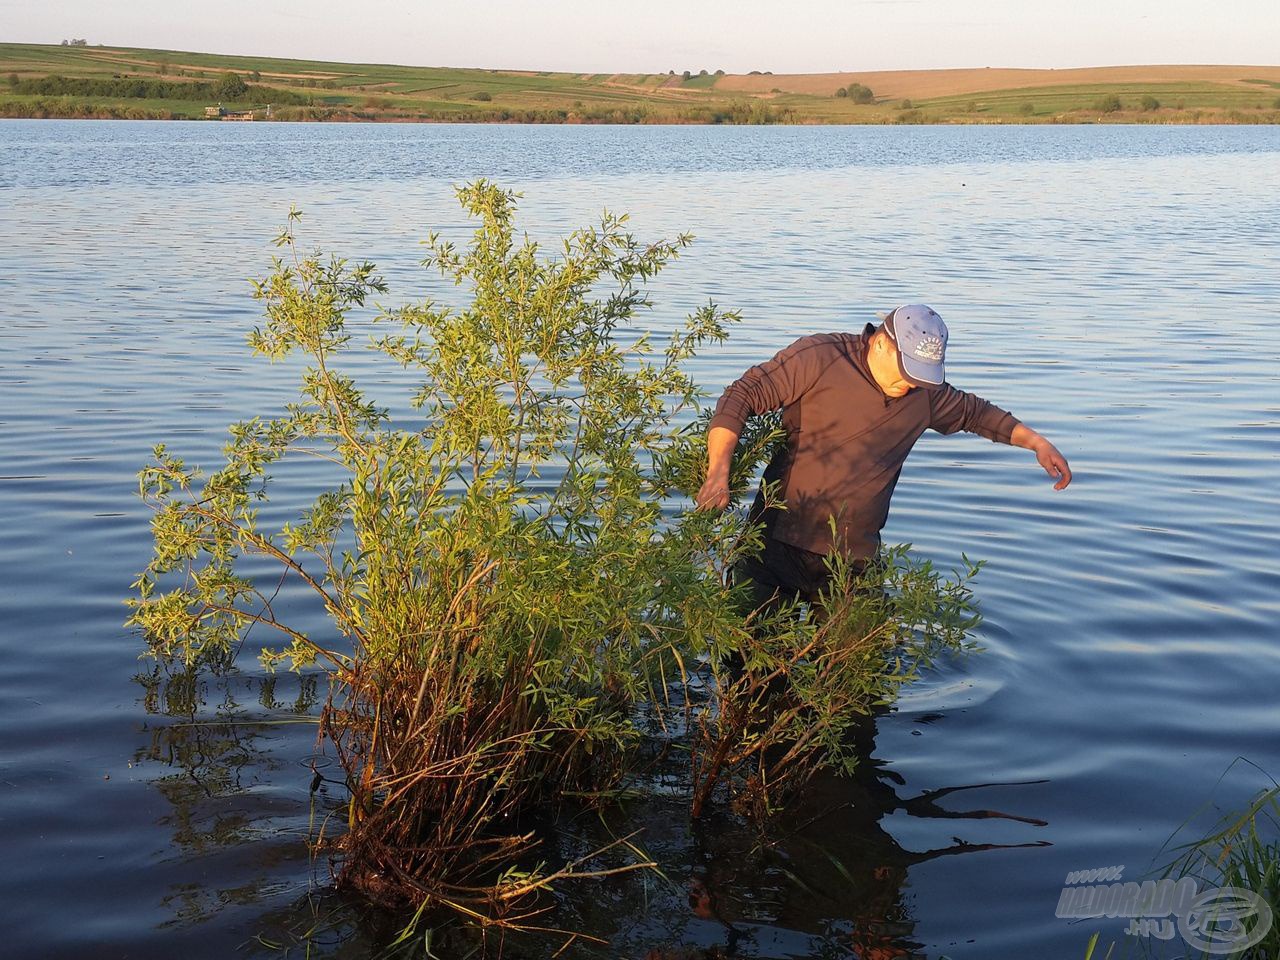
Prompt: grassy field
<box><xmin>3</xmin><ymin>42</ymin><xmax>1279</xmax><ymax>124</ymax></box>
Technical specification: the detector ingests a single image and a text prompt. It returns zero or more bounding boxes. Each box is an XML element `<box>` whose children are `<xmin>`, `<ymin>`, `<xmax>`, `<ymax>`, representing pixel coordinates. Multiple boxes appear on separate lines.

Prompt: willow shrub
<box><xmin>127</xmin><ymin>181</ymin><xmax>981</xmax><ymax>923</ymax></box>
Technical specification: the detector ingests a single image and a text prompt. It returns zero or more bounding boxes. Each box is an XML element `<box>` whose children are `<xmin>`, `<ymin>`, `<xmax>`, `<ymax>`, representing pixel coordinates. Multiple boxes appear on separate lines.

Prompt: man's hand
<box><xmin>696</xmin><ymin>425</ymin><xmax>741</xmax><ymax>511</ymax></box>
<box><xmin>695</xmin><ymin>473</ymin><xmax>731</xmax><ymax>511</ymax></box>
<box><xmin>1010</xmin><ymin>424</ymin><xmax>1072</xmax><ymax>490</ymax></box>
<box><xmin>1034</xmin><ymin>439</ymin><xmax>1072</xmax><ymax>490</ymax></box>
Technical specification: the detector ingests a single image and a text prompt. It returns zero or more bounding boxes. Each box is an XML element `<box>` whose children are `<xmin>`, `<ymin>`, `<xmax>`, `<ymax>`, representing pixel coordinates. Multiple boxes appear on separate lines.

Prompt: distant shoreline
<box><xmin>4</xmin><ymin>42</ymin><xmax>1278</xmax><ymax>126</ymax></box>
<box><xmin>6</xmin><ymin>114</ymin><xmax>1280</xmax><ymax>127</ymax></box>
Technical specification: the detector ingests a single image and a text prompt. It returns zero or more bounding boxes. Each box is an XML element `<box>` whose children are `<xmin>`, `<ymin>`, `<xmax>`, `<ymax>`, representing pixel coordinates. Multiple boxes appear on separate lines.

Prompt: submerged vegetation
<box><xmin>127</xmin><ymin>182</ymin><xmax>982</xmax><ymax>939</ymax></box>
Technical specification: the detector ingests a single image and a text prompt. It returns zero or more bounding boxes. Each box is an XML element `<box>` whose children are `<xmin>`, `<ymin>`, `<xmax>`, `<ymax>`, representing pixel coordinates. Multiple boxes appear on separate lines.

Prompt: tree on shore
<box><xmin>214</xmin><ymin>72</ymin><xmax>249</xmax><ymax>100</ymax></box>
<box><xmin>845</xmin><ymin>83</ymin><xmax>874</xmax><ymax>104</ymax></box>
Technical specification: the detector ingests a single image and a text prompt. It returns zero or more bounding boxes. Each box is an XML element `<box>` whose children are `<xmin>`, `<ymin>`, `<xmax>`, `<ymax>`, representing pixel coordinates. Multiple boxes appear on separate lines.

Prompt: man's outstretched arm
<box><xmin>695</xmin><ymin>425</ymin><xmax>739</xmax><ymax>511</ymax></box>
<box><xmin>928</xmin><ymin>385</ymin><xmax>1072</xmax><ymax>490</ymax></box>
<box><xmin>1009</xmin><ymin>423</ymin><xmax>1072</xmax><ymax>490</ymax></box>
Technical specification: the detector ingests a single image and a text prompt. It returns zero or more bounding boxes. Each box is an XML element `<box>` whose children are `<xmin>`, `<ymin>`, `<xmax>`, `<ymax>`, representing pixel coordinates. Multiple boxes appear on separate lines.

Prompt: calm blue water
<box><xmin>2</xmin><ymin>120</ymin><xmax>1279</xmax><ymax>959</ymax></box>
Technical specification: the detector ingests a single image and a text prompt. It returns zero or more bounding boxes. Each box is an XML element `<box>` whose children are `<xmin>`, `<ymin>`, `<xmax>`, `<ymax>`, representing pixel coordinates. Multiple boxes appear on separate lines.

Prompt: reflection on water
<box><xmin>545</xmin><ymin>709</ymin><xmax>1051</xmax><ymax>960</ymax></box>
<box><xmin>133</xmin><ymin>660</ymin><xmax>333</xmax><ymax>938</ymax></box>
<box><xmin>133</xmin><ymin>653</ymin><xmax>1049</xmax><ymax>959</ymax></box>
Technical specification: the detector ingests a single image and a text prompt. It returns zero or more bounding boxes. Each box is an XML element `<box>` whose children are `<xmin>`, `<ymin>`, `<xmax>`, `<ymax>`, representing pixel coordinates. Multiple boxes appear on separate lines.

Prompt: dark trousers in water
<box><xmin>731</xmin><ymin>497</ymin><xmax>866</xmax><ymax>617</ymax></box>
<box><xmin>732</xmin><ymin>528</ymin><xmax>832</xmax><ymax>618</ymax></box>
<box><xmin>727</xmin><ymin>500</ymin><xmax>878</xmax><ymax>686</ymax></box>
<box><xmin>726</xmin><ymin>504</ymin><xmax>834</xmax><ymax>687</ymax></box>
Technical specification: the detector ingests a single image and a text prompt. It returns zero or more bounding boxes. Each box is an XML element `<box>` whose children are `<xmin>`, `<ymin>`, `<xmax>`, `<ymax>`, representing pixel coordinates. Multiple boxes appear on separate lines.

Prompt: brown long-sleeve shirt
<box><xmin>709</xmin><ymin>323</ymin><xmax>1020</xmax><ymax>559</ymax></box>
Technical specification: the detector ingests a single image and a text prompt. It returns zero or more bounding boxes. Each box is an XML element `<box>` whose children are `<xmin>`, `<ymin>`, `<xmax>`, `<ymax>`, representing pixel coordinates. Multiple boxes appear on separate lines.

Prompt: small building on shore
<box><xmin>204</xmin><ymin>103</ymin><xmax>267</xmax><ymax>120</ymax></box>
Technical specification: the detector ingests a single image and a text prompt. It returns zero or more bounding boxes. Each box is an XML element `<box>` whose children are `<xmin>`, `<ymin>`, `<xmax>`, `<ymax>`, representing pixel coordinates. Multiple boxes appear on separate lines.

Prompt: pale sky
<box><xmin>1</xmin><ymin>0</ymin><xmax>1276</xmax><ymax>73</ymax></box>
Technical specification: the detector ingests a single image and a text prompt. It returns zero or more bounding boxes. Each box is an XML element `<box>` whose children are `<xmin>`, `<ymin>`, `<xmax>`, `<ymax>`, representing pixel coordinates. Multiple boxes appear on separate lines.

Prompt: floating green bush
<box><xmin>127</xmin><ymin>182</ymin><xmax>981</xmax><ymax>930</ymax></box>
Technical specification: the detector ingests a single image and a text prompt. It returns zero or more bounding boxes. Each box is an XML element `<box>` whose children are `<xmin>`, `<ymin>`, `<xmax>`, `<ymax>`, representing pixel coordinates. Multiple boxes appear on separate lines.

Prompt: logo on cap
<box><xmin>914</xmin><ymin>334</ymin><xmax>944</xmax><ymax>362</ymax></box>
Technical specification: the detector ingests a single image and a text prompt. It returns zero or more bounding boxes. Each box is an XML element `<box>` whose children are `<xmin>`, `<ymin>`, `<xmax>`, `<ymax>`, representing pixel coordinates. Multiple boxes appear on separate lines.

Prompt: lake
<box><xmin>2</xmin><ymin>120</ymin><xmax>1279</xmax><ymax>959</ymax></box>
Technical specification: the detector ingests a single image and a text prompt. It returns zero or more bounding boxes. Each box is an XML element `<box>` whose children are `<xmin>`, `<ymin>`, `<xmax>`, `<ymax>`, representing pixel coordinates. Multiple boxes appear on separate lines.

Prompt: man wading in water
<box><xmin>695</xmin><ymin>304</ymin><xmax>1072</xmax><ymax>614</ymax></box>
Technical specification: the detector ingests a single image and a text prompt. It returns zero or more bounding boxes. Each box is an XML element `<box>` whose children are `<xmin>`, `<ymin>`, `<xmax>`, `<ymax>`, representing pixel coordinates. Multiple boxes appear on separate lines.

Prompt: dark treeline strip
<box><xmin>273</xmin><ymin>101</ymin><xmax>795</xmax><ymax>124</ymax></box>
<box><xmin>466</xmin><ymin>104</ymin><xmax>790</xmax><ymax>123</ymax></box>
<box><xmin>6</xmin><ymin>74</ymin><xmax>310</xmax><ymax>104</ymax></box>
<box><xmin>11</xmin><ymin>74</ymin><xmax>217</xmax><ymax>99</ymax></box>
<box><xmin>0</xmin><ymin>99</ymin><xmax>176</xmax><ymax>119</ymax></box>
<box><xmin>437</xmin><ymin>106</ymin><xmax>792</xmax><ymax>124</ymax></box>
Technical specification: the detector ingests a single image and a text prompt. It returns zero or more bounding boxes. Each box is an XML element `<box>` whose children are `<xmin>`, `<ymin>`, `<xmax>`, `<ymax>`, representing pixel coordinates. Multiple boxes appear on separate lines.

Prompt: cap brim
<box><xmin>898</xmin><ymin>351</ymin><xmax>945</xmax><ymax>389</ymax></box>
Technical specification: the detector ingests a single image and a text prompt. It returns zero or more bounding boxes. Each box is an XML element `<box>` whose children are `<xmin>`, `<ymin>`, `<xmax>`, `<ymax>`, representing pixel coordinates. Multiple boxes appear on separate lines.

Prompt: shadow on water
<box><xmin>134</xmin><ymin>663</ymin><xmax>1049</xmax><ymax>959</ymax></box>
<box><xmin>539</xmin><ymin>707</ymin><xmax>1049</xmax><ymax>960</ymax></box>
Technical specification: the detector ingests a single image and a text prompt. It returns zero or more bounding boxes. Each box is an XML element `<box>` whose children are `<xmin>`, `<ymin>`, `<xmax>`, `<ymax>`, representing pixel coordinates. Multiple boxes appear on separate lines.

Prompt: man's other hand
<box><xmin>695</xmin><ymin>475</ymin><xmax>731</xmax><ymax>511</ymax></box>
<box><xmin>1010</xmin><ymin>424</ymin><xmax>1072</xmax><ymax>490</ymax></box>
<box><xmin>1035</xmin><ymin>439</ymin><xmax>1072</xmax><ymax>490</ymax></box>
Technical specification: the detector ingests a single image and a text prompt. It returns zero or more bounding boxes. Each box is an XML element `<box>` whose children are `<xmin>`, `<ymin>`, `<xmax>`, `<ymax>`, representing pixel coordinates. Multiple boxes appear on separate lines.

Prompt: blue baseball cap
<box><xmin>878</xmin><ymin>304</ymin><xmax>948</xmax><ymax>388</ymax></box>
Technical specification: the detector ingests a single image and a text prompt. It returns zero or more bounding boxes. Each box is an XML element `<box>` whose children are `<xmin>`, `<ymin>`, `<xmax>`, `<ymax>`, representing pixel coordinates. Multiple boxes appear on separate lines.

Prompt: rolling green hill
<box><xmin>3</xmin><ymin>42</ymin><xmax>1278</xmax><ymax>124</ymax></box>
